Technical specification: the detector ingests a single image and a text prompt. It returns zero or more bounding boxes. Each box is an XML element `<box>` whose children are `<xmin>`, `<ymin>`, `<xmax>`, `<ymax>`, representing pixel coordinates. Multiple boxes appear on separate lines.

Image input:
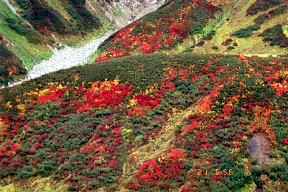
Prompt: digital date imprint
<box><xmin>197</xmin><ymin>169</ymin><xmax>234</xmax><ymax>176</ymax></box>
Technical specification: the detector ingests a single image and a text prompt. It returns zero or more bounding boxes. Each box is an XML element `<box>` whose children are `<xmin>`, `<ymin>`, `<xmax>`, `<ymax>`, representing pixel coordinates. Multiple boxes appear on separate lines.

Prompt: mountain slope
<box><xmin>95</xmin><ymin>0</ymin><xmax>227</xmax><ymax>62</ymax></box>
<box><xmin>95</xmin><ymin>0</ymin><xmax>287</xmax><ymax>62</ymax></box>
<box><xmin>0</xmin><ymin>0</ymin><xmax>288</xmax><ymax>191</ymax></box>
<box><xmin>0</xmin><ymin>35</ymin><xmax>28</xmax><ymax>86</ymax></box>
<box><xmin>0</xmin><ymin>53</ymin><xmax>287</xmax><ymax>191</ymax></box>
<box><xmin>191</xmin><ymin>0</ymin><xmax>288</xmax><ymax>55</ymax></box>
<box><xmin>0</xmin><ymin>0</ymin><xmax>165</xmax><ymax>86</ymax></box>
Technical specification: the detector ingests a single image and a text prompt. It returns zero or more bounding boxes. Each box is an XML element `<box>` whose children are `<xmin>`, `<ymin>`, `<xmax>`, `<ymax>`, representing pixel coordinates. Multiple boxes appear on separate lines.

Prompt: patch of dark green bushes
<box><xmin>254</xmin><ymin>4</ymin><xmax>288</xmax><ymax>24</ymax></box>
<box><xmin>231</xmin><ymin>24</ymin><xmax>260</xmax><ymax>38</ymax></box>
<box><xmin>246</xmin><ymin>0</ymin><xmax>281</xmax><ymax>16</ymax></box>
<box><xmin>47</xmin><ymin>112</ymin><xmax>108</xmax><ymax>150</ymax></box>
<box><xmin>16</xmin><ymin>0</ymin><xmax>74</xmax><ymax>35</ymax></box>
<box><xmin>66</xmin><ymin>0</ymin><xmax>101</xmax><ymax>33</ymax></box>
<box><xmin>259</xmin><ymin>24</ymin><xmax>288</xmax><ymax>47</ymax></box>
<box><xmin>188</xmin><ymin>4</ymin><xmax>218</xmax><ymax>36</ymax></box>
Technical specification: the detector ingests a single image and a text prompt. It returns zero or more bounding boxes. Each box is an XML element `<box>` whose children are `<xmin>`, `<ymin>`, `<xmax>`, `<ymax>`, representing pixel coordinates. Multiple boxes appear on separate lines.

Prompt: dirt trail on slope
<box><xmin>116</xmin><ymin>104</ymin><xmax>200</xmax><ymax>192</ymax></box>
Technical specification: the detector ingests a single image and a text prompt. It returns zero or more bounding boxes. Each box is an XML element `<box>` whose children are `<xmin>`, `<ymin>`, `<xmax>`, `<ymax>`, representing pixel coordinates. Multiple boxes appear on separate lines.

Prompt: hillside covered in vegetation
<box><xmin>95</xmin><ymin>0</ymin><xmax>287</xmax><ymax>62</ymax></box>
<box><xmin>0</xmin><ymin>0</ymin><xmax>164</xmax><ymax>86</ymax></box>
<box><xmin>0</xmin><ymin>0</ymin><xmax>106</xmax><ymax>86</ymax></box>
<box><xmin>0</xmin><ymin>53</ymin><xmax>288</xmax><ymax>191</ymax></box>
<box><xmin>0</xmin><ymin>0</ymin><xmax>288</xmax><ymax>192</ymax></box>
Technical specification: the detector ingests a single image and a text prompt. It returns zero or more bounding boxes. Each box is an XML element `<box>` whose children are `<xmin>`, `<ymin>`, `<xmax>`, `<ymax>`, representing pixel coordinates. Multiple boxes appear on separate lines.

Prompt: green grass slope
<box><xmin>0</xmin><ymin>35</ymin><xmax>28</xmax><ymax>86</ymax></box>
<box><xmin>0</xmin><ymin>0</ymin><xmax>111</xmax><ymax>70</ymax></box>
<box><xmin>0</xmin><ymin>0</ymin><xmax>113</xmax><ymax>86</ymax></box>
<box><xmin>0</xmin><ymin>53</ymin><xmax>287</xmax><ymax>191</ymax></box>
<box><xmin>0</xmin><ymin>1</ymin><xmax>51</xmax><ymax>68</ymax></box>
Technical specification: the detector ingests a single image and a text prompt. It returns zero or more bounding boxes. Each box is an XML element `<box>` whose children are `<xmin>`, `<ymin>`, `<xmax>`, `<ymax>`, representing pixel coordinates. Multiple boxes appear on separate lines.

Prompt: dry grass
<box><xmin>192</xmin><ymin>0</ymin><xmax>288</xmax><ymax>55</ymax></box>
<box><xmin>0</xmin><ymin>176</ymin><xmax>68</xmax><ymax>192</ymax></box>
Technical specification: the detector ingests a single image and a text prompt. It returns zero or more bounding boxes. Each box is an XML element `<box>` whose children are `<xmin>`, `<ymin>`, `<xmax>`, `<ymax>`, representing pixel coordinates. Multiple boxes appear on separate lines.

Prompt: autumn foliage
<box><xmin>0</xmin><ymin>54</ymin><xmax>287</xmax><ymax>191</ymax></box>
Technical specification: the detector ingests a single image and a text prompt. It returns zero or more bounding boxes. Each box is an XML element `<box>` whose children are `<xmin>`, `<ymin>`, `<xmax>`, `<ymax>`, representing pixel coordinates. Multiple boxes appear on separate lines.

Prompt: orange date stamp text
<box><xmin>197</xmin><ymin>169</ymin><xmax>234</xmax><ymax>176</ymax></box>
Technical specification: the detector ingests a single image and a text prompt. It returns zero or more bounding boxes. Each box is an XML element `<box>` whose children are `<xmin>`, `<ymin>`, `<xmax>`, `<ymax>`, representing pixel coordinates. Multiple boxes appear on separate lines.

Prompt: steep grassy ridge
<box><xmin>0</xmin><ymin>0</ymin><xmax>109</xmax><ymax>69</ymax></box>
<box><xmin>0</xmin><ymin>1</ymin><xmax>51</xmax><ymax>67</ymax></box>
<box><xmin>0</xmin><ymin>0</ymin><xmax>115</xmax><ymax>86</ymax></box>
<box><xmin>0</xmin><ymin>35</ymin><xmax>27</xmax><ymax>86</ymax></box>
